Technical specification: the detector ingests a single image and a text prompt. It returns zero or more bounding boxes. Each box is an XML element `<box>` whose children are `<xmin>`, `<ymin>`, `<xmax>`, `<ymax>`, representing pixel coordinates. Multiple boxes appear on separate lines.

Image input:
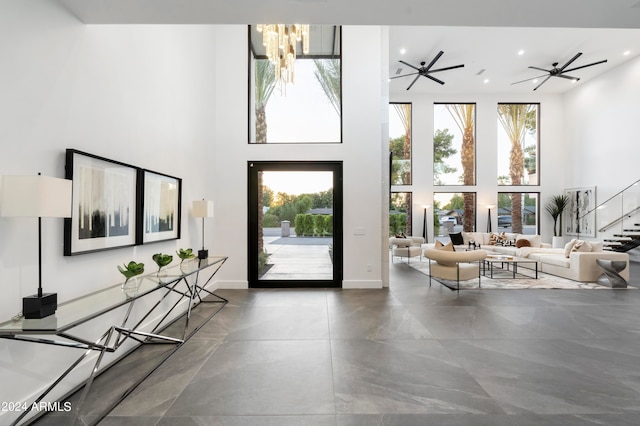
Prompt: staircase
<box><xmin>603</xmin><ymin>224</ymin><xmax>640</xmax><ymax>252</ymax></box>
<box><xmin>579</xmin><ymin>179</ymin><xmax>640</xmax><ymax>253</ymax></box>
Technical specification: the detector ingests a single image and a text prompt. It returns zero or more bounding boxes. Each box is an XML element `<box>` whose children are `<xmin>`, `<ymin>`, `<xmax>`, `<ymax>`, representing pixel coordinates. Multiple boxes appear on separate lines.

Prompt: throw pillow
<box><xmin>564</xmin><ymin>239</ymin><xmax>577</xmax><ymax>258</ymax></box>
<box><xmin>572</xmin><ymin>240</ymin><xmax>593</xmax><ymax>253</ymax></box>
<box><xmin>450</xmin><ymin>232</ymin><xmax>464</xmax><ymax>246</ymax></box>
<box><xmin>515</xmin><ymin>239</ymin><xmax>531</xmax><ymax>248</ymax></box>
<box><xmin>435</xmin><ymin>240</ymin><xmax>455</xmax><ymax>251</ymax></box>
<box><xmin>489</xmin><ymin>232</ymin><xmax>499</xmax><ymax>245</ymax></box>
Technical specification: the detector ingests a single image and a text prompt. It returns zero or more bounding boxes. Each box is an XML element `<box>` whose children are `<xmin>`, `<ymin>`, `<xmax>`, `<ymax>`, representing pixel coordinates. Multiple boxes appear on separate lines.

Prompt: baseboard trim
<box><xmin>342</xmin><ymin>280</ymin><xmax>383</xmax><ymax>289</ymax></box>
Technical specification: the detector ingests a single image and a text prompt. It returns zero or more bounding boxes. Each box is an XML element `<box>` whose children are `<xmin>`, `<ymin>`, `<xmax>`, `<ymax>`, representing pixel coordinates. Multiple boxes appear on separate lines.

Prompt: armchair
<box><xmin>389</xmin><ymin>236</ymin><xmax>425</xmax><ymax>263</ymax></box>
<box><xmin>423</xmin><ymin>248</ymin><xmax>487</xmax><ymax>292</ymax></box>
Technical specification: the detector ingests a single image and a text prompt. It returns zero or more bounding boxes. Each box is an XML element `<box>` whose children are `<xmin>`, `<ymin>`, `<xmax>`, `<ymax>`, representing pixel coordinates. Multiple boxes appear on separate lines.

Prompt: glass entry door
<box><xmin>248</xmin><ymin>161</ymin><xmax>342</xmax><ymax>288</ymax></box>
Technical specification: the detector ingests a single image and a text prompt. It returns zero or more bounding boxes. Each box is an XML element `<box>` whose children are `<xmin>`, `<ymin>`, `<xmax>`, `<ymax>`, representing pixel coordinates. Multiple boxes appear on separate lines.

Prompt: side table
<box><xmin>596</xmin><ymin>258</ymin><xmax>628</xmax><ymax>288</ymax></box>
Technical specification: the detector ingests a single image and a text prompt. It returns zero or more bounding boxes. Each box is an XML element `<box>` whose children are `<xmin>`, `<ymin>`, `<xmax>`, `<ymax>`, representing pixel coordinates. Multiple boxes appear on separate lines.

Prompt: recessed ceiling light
<box><xmin>623</xmin><ymin>50</ymin><xmax>631</xmax><ymax>56</ymax></box>
<box><xmin>483</xmin><ymin>78</ymin><xmax>490</xmax><ymax>84</ymax></box>
<box><xmin>518</xmin><ymin>49</ymin><xmax>525</xmax><ymax>56</ymax></box>
<box><xmin>532</xmin><ymin>79</ymin><xmax>538</xmax><ymax>84</ymax></box>
<box><xmin>399</xmin><ymin>48</ymin><xmax>406</xmax><ymax>55</ymax></box>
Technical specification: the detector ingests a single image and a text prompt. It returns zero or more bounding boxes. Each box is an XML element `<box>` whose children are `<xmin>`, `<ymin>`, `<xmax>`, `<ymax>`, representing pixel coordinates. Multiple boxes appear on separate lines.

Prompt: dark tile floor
<box><xmin>36</xmin><ymin>262</ymin><xmax>640</xmax><ymax>425</ymax></box>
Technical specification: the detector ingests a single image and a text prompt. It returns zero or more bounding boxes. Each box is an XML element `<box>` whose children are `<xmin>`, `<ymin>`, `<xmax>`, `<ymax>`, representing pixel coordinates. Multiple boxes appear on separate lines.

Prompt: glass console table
<box><xmin>0</xmin><ymin>256</ymin><xmax>227</xmax><ymax>426</ymax></box>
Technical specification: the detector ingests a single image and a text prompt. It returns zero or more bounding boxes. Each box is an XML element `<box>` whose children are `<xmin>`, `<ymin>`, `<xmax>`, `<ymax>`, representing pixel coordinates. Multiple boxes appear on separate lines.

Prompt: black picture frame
<box><xmin>138</xmin><ymin>169</ymin><xmax>182</xmax><ymax>244</ymax></box>
<box><xmin>64</xmin><ymin>149</ymin><xmax>139</xmax><ymax>256</ymax></box>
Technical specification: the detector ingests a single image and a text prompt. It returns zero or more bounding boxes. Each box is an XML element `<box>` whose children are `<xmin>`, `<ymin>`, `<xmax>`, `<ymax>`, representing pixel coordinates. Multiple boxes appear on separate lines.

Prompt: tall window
<box><xmin>390</xmin><ymin>192</ymin><xmax>412</xmax><ymax>236</ymax></box>
<box><xmin>434</xmin><ymin>192</ymin><xmax>476</xmax><ymax>240</ymax></box>
<box><xmin>497</xmin><ymin>192</ymin><xmax>540</xmax><ymax>235</ymax></box>
<box><xmin>249</xmin><ymin>25</ymin><xmax>341</xmax><ymax>143</ymax></box>
<box><xmin>389</xmin><ymin>103</ymin><xmax>412</xmax><ymax>185</ymax></box>
<box><xmin>497</xmin><ymin>103</ymin><xmax>539</xmax><ymax>185</ymax></box>
<box><xmin>433</xmin><ymin>103</ymin><xmax>476</xmax><ymax>186</ymax></box>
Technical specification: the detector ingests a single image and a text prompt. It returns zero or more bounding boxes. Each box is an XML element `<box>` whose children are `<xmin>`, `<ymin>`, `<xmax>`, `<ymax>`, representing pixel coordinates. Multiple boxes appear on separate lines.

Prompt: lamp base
<box><xmin>198</xmin><ymin>249</ymin><xmax>208</xmax><ymax>260</ymax></box>
<box><xmin>23</xmin><ymin>293</ymin><xmax>57</xmax><ymax>319</ymax></box>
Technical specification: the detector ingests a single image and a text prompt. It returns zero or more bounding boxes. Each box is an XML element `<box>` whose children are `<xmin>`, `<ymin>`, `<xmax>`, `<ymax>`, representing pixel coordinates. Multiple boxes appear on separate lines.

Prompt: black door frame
<box><xmin>248</xmin><ymin>161</ymin><xmax>343</xmax><ymax>288</ymax></box>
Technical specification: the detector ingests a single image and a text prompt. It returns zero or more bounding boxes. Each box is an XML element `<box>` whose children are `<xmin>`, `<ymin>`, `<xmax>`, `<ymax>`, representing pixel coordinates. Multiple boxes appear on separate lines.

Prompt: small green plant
<box><xmin>176</xmin><ymin>248</ymin><xmax>195</xmax><ymax>262</ymax></box>
<box><xmin>152</xmin><ymin>253</ymin><xmax>173</xmax><ymax>270</ymax></box>
<box><xmin>545</xmin><ymin>194</ymin><xmax>569</xmax><ymax>237</ymax></box>
<box><xmin>117</xmin><ymin>261</ymin><xmax>145</xmax><ymax>280</ymax></box>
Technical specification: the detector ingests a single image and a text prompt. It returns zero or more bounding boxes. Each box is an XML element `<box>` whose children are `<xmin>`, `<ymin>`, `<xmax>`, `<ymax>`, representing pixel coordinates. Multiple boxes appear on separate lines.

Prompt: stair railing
<box><xmin>575</xmin><ymin>178</ymin><xmax>640</xmax><ymax>243</ymax></box>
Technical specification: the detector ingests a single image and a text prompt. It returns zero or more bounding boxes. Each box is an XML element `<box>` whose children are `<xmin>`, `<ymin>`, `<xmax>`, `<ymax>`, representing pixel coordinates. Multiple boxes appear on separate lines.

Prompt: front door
<box><xmin>248</xmin><ymin>161</ymin><xmax>343</xmax><ymax>288</ymax></box>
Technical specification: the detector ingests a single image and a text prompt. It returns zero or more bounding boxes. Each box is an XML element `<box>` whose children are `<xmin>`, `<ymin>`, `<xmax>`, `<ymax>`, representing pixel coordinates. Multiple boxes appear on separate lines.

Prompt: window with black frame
<box><xmin>248</xmin><ymin>25</ymin><xmax>341</xmax><ymax>144</ymax></box>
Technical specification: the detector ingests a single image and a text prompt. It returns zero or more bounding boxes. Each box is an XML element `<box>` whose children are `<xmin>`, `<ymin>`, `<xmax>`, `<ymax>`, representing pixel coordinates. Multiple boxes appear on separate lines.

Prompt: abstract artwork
<box><xmin>64</xmin><ymin>149</ymin><xmax>138</xmax><ymax>255</ymax></box>
<box><xmin>564</xmin><ymin>186</ymin><xmax>596</xmax><ymax>237</ymax></box>
<box><xmin>140</xmin><ymin>170</ymin><xmax>181</xmax><ymax>244</ymax></box>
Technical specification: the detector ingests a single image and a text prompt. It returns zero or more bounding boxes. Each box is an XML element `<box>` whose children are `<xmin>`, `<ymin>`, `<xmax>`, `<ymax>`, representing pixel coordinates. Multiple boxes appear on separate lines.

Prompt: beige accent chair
<box><xmin>389</xmin><ymin>236</ymin><xmax>425</xmax><ymax>263</ymax></box>
<box><xmin>423</xmin><ymin>248</ymin><xmax>487</xmax><ymax>292</ymax></box>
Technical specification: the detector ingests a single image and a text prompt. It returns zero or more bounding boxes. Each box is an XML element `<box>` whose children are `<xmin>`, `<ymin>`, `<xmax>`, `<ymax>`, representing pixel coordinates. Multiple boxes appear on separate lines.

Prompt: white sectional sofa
<box><xmin>427</xmin><ymin>231</ymin><xmax>629</xmax><ymax>283</ymax></box>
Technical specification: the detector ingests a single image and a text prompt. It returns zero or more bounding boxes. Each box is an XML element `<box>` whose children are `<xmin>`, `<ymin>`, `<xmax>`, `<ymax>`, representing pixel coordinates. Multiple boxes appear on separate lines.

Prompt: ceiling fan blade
<box><xmin>426</xmin><ymin>74</ymin><xmax>445</xmax><ymax>85</ymax></box>
<box><xmin>556</xmin><ymin>74</ymin><xmax>580</xmax><ymax>81</ymax></box>
<box><xmin>406</xmin><ymin>74</ymin><xmax>421</xmax><ymax>90</ymax></box>
<box><xmin>390</xmin><ymin>72</ymin><xmax>419</xmax><ymax>80</ymax></box>
<box><xmin>558</xmin><ymin>52</ymin><xmax>582</xmax><ymax>71</ymax></box>
<box><xmin>562</xmin><ymin>59</ymin><xmax>608</xmax><ymax>73</ymax></box>
<box><xmin>511</xmin><ymin>74</ymin><xmax>547</xmax><ymax>85</ymax></box>
<box><xmin>424</xmin><ymin>51</ymin><xmax>444</xmax><ymax>71</ymax></box>
<box><xmin>528</xmin><ymin>66</ymin><xmax>550</xmax><ymax>73</ymax></box>
<box><xmin>399</xmin><ymin>60</ymin><xmax>420</xmax><ymax>71</ymax></box>
<box><xmin>533</xmin><ymin>75</ymin><xmax>552</xmax><ymax>91</ymax></box>
<box><xmin>428</xmin><ymin>64</ymin><xmax>464</xmax><ymax>73</ymax></box>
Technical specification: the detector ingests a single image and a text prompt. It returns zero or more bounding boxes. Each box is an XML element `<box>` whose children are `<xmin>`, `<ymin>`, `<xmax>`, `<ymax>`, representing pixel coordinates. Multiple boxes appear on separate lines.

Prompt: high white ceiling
<box><xmin>57</xmin><ymin>0</ymin><xmax>640</xmax><ymax>94</ymax></box>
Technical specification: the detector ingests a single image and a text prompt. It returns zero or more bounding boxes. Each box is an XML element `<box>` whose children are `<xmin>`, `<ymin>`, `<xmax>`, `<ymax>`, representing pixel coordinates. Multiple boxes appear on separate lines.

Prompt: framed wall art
<box><xmin>64</xmin><ymin>149</ymin><xmax>138</xmax><ymax>255</ymax></box>
<box><xmin>564</xmin><ymin>186</ymin><xmax>596</xmax><ymax>237</ymax></box>
<box><xmin>139</xmin><ymin>169</ymin><xmax>181</xmax><ymax>244</ymax></box>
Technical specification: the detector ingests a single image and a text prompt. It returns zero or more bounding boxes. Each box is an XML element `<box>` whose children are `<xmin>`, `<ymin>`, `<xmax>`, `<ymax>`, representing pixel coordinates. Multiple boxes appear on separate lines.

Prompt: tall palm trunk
<box><xmin>498</xmin><ymin>104</ymin><xmax>532</xmax><ymax>234</ymax></box>
<box><xmin>254</xmin><ymin>60</ymin><xmax>277</xmax><ymax>255</ymax></box>
<box><xmin>446</xmin><ymin>104</ymin><xmax>475</xmax><ymax>232</ymax></box>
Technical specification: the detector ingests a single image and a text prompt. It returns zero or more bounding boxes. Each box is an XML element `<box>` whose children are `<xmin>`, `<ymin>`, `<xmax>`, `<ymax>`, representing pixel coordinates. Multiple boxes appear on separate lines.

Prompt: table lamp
<box><xmin>192</xmin><ymin>199</ymin><xmax>214</xmax><ymax>259</ymax></box>
<box><xmin>0</xmin><ymin>174</ymin><xmax>72</xmax><ymax>319</ymax></box>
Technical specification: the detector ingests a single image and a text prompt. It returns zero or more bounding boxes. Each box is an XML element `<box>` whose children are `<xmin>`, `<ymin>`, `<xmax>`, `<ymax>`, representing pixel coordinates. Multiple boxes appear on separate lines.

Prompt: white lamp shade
<box><xmin>192</xmin><ymin>200</ymin><xmax>214</xmax><ymax>218</ymax></box>
<box><xmin>0</xmin><ymin>175</ymin><xmax>72</xmax><ymax>218</ymax></box>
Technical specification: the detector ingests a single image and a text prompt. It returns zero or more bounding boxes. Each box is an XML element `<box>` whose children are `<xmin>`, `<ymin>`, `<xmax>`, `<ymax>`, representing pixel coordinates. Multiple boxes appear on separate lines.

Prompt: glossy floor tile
<box><xmin>32</xmin><ymin>260</ymin><xmax>640</xmax><ymax>425</ymax></box>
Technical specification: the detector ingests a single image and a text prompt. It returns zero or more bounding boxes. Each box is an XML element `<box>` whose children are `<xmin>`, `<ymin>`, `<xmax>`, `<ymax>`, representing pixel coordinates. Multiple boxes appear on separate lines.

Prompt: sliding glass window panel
<box><xmin>389</xmin><ymin>103</ymin><xmax>412</xmax><ymax>185</ymax></box>
<box><xmin>433</xmin><ymin>103</ymin><xmax>476</xmax><ymax>186</ymax></box>
<box><xmin>497</xmin><ymin>103</ymin><xmax>539</xmax><ymax>185</ymax></box>
<box><xmin>248</xmin><ymin>25</ymin><xmax>342</xmax><ymax>143</ymax></box>
<box><xmin>497</xmin><ymin>192</ymin><xmax>540</xmax><ymax>234</ymax></box>
<box><xmin>390</xmin><ymin>192</ymin><xmax>412</xmax><ymax>237</ymax></box>
<box><xmin>434</xmin><ymin>192</ymin><xmax>476</xmax><ymax>241</ymax></box>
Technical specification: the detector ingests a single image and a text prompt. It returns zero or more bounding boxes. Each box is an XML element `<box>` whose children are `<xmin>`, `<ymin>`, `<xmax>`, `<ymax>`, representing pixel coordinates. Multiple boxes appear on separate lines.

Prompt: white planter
<box><xmin>552</xmin><ymin>236</ymin><xmax>565</xmax><ymax>248</ymax></box>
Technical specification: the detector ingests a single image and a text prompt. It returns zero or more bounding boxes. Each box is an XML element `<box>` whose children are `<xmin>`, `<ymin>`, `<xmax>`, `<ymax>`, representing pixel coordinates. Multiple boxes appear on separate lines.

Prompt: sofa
<box><xmin>425</xmin><ymin>231</ymin><xmax>630</xmax><ymax>283</ymax></box>
<box><xmin>389</xmin><ymin>236</ymin><xmax>424</xmax><ymax>263</ymax></box>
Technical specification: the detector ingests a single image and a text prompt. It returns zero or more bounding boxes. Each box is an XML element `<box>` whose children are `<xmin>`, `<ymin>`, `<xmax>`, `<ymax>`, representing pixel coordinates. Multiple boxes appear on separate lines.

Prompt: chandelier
<box><xmin>256</xmin><ymin>24</ymin><xmax>310</xmax><ymax>85</ymax></box>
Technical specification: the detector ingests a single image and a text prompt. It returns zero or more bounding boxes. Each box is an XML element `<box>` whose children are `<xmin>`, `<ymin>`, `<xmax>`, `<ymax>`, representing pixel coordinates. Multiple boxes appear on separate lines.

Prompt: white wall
<box><xmin>564</xmin><ymin>55</ymin><xmax>640</xmax><ymax>200</ymax></box>
<box><xmin>0</xmin><ymin>1</ymin><xmax>220</xmax><ymax>423</ymax></box>
<box><xmin>212</xmin><ymin>25</ymin><xmax>387</xmax><ymax>289</ymax></box>
<box><xmin>390</xmin><ymin>91</ymin><xmax>568</xmax><ymax>244</ymax></box>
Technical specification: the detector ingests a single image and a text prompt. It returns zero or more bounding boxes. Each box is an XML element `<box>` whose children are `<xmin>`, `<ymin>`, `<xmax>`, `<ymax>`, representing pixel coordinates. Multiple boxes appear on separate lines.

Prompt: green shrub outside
<box><xmin>303</xmin><ymin>214</ymin><xmax>315</xmax><ymax>236</ymax></box>
<box><xmin>314</xmin><ymin>215</ymin><xmax>325</xmax><ymax>236</ymax></box>
<box><xmin>263</xmin><ymin>213</ymin><xmax>280</xmax><ymax>228</ymax></box>
<box><xmin>294</xmin><ymin>214</ymin><xmax>305</xmax><ymax>236</ymax></box>
<box><xmin>389</xmin><ymin>213</ymin><xmax>407</xmax><ymax>235</ymax></box>
<box><xmin>324</xmin><ymin>215</ymin><xmax>333</xmax><ymax>235</ymax></box>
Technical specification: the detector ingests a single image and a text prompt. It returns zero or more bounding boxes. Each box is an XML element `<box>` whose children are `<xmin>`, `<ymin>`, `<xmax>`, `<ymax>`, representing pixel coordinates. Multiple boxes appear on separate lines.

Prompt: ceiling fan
<box><xmin>512</xmin><ymin>52</ymin><xmax>607</xmax><ymax>91</ymax></box>
<box><xmin>390</xmin><ymin>51</ymin><xmax>464</xmax><ymax>90</ymax></box>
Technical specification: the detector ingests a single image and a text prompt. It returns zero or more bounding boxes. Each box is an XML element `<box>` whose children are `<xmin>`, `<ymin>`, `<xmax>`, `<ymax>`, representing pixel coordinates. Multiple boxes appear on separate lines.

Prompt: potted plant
<box><xmin>545</xmin><ymin>194</ymin><xmax>569</xmax><ymax>248</ymax></box>
<box><xmin>177</xmin><ymin>248</ymin><xmax>196</xmax><ymax>273</ymax></box>
<box><xmin>152</xmin><ymin>253</ymin><xmax>173</xmax><ymax>282</ymax></box>
<box><xmin>117</xmin><ymin>261</ymin><xmax>145</xmax><ymax>295</ymax></box>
